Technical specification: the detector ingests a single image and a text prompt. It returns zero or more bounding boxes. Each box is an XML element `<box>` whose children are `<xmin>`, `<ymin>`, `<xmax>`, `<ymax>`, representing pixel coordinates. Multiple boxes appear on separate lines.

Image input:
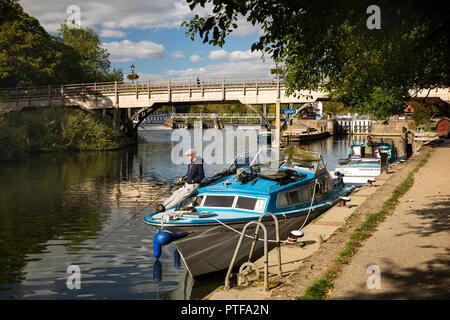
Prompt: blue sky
<box><xmin>20</xmin><ymin>0</ymin><xmax>276</xmax><ymax>80</ymax></box>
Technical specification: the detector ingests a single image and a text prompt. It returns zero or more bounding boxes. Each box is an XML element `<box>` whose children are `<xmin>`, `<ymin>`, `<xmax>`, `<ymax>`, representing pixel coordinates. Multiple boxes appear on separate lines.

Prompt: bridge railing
<box><xmin>152</xmin><ymin>112</ymin><xmax>277</xmax><ymax>118</ymax></box>
<box><xmin>0</xmin><ymin>76</ymin><xmax>284</xmax><ymax>103</ymax></box>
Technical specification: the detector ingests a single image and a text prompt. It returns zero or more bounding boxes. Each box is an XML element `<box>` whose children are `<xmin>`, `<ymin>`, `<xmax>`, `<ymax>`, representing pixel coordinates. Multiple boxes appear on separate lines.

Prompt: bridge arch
<box><xmin>130</xmin><ymin>101</ymin><xmax>274</xmax><ymax>134</ymax></box>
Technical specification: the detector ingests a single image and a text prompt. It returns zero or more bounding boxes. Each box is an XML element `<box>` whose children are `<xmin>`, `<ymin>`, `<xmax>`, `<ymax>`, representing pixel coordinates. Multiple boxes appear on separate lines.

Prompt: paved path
<box><xmin>329</xmin><ymin>140</ymin><xmax>450</xmax><ymax>299</ymax></box>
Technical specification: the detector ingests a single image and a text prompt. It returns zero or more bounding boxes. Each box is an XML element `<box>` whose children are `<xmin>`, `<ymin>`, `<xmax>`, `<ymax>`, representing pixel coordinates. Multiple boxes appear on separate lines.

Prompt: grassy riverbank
<box><xmin>0</xmin><ymin>106</ymin><xmax>128</xmax><ymax>161</ymax></box>
<box><xmin>297</xmin><ymin>149</ymin><xmax>433</xmax><ymax>300</ymax></box>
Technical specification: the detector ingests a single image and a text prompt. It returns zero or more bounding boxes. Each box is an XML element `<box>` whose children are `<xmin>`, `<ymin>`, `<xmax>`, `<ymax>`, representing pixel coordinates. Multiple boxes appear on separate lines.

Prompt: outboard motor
<box><xmin>332</xmin><ymin>171</ymin><xmax>344</xmax><ymax>187</ymax></box>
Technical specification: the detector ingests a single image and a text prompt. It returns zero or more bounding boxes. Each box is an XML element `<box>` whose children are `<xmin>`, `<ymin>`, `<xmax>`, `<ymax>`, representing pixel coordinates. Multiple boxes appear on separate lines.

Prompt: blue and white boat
<box><xmin>334</xmin><ymin>138</ymin><xmax>396</xmax><ymax>184</ymax></box>
<box><xmin>144</xmin><ymin>147</ymin><xmax>354</xmax><ymax>277</ymax></box>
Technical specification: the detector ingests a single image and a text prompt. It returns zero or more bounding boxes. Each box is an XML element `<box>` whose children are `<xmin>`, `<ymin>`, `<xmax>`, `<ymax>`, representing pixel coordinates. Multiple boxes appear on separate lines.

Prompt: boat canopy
<box><xmin>227</xmin><ymin>147</ymin><xmax>325</xmax><ymax>175</ymax></box>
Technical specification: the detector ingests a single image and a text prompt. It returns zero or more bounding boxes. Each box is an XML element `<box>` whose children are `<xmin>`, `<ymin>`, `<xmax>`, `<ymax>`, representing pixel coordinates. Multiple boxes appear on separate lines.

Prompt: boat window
<box><xmin>288</xmin><ymin>190</ymin><xmax>300</xmax><ymax>204</ymax></box>
<box><xmin>277</xmin><ymin>186</ymin><xmax>312</xmax><ymax>208</ymax></box>
<box><xmin>235</xmin><ymin>196</ymin><xmax>258</xmax><ymax>210</ymax></box>
<box><xmin>298</xmin><ymin>187</ymin><xmax>311</xmax><ymax>203</ymax></box>
<box><xmin>203</xmin><ymin>195</ymin><xmax>235</xmax><ymax>208</ymax></box>
<box><xmin>277</xmin><ymin>192</ymin><xmax>289</xmax><ymax>207</ymax></box>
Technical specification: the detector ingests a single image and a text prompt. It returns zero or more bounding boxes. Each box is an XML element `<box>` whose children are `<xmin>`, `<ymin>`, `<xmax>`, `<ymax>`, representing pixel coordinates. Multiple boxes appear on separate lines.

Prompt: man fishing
<box><xmin>155</xmin><ymin>148</ymin><xmax>205</xmax><ymax>212</ymax></box>
<box><xmin>366</xmin><ymin>135</ymin><xmax>375</xmax><ymax>157</ymax></box>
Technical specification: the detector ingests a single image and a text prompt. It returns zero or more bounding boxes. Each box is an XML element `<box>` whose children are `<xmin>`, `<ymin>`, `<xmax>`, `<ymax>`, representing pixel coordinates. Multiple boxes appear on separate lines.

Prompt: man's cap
<box><xmin>184</xmin><ymin>148</ymin><xmax>196</xmax><ymax>156</ymax></box>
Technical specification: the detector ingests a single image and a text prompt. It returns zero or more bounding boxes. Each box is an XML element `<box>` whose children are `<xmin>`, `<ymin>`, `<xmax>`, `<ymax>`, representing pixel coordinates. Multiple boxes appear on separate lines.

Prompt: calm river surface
<box><xmin>0</xmin><ymin>126</ymin><xmax>363</xmax><ymax>299</ymax></box>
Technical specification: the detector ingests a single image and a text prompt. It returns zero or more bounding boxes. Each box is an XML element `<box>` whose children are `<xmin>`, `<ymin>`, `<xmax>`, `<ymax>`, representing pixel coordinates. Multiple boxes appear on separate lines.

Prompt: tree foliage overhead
<box><xmin>0</xmin><ymin>0</ymin><xmax>122</xmax><ymax>87</ymax></box>
<box><xmin>182</xmin><ymin>0</ymin><xmax>449</xmax><ymax>119</ymax></box>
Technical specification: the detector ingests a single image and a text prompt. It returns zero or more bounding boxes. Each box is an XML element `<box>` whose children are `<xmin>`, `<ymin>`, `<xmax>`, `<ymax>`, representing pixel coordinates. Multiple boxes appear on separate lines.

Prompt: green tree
<box><xmin>182</xmin><ymin>0</ymin><xmax>449</xmax><ymax>119</ymax></box>
<box><xmin>57</xmin><ymin>23</ymin><xmax>123</xmax><ymax>83</ymax></box>
<box><xmin>0</xmin><ymin>0</ymin><xmax>62</xmax><ymax>87</ymax></box>
<box><xmin>0</xmin><ymin>1</ymin><xmax>122</xmax><ymax>87</ymax></box>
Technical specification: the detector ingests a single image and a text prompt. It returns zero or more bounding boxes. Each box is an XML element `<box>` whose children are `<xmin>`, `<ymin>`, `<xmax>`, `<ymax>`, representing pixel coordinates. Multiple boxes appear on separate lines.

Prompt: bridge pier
<box><xmin>113</xmin><ymin>107</ymin><xmax>121</xmax><ymax>130</ymax></box>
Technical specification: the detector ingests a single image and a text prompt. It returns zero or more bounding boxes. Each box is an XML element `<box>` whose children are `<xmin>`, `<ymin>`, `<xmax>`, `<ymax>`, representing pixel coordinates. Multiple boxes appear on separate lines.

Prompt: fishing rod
<box><xmin>91</xmin><ymin>183</ymin><xmax>177</xmax><ymax>248</ymax></box>
<box><xmin>68</xmin><ymin>182</ymin><xmax>178</xmax><ymax>266</ymax></box>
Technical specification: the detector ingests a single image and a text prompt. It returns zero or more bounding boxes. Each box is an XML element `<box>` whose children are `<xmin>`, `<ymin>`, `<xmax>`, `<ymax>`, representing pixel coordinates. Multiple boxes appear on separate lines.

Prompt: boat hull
<box><xmin>148</xmin><ymin>203</ymin><xmax>333</xmax><ymax>277</ymax></box>
<box><xmin>335</xmin><ymin>165</ymin><xmax>381</xmax><ymax>184</ymax></box>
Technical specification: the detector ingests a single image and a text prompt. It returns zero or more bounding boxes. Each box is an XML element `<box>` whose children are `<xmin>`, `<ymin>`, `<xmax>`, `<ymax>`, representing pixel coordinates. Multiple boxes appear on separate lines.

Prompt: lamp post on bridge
<box><xmin>127</xmin><ymin>64</ymin><xmax>139</xmax><ymax>83</ymax></box>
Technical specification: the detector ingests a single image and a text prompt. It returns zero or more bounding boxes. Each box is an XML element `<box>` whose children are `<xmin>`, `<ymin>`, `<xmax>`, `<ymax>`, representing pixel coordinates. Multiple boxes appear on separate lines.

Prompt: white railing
<box><xmin>0</xmin><ymin>76</ymin><xmax>284</xmax><ymax>103</ymax></box>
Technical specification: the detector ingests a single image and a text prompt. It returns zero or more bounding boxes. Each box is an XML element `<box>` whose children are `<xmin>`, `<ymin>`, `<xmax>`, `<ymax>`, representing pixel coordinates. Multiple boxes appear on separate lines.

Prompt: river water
<box><xmin>0</xmin><ymin>126</ymin><xmax>382</xmax><ymax>299</ymax></box>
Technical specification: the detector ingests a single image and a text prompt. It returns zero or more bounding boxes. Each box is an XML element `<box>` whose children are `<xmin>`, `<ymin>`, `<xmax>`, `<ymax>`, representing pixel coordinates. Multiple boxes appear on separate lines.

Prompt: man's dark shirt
<box><xmin>185</xmin><ymin>157</ymin><xmax>205</xmax><ymax>184</ymax></box>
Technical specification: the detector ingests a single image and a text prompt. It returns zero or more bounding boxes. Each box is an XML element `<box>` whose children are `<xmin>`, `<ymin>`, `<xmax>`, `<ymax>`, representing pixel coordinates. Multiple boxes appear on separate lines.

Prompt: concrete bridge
<box><xmin>0</xmin><ymin>76</ymin><xmax>324</xmax><ymax>111</ymax></box>
<box><xmin>0</xmin><ymin>76</ymin><xmax>324</xmax><ymax>144</ymax></box>
<box><xmin>1</xmin><ymin>76</ymin><xmax>448</xmax><ymax>145</ymax></box>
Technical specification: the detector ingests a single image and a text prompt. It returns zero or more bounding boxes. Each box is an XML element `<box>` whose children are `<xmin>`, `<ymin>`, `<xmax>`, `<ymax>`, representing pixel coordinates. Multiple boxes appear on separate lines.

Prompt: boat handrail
<box><xmin>224</xmin><ymin>212</ymin><xmax>282</xmax><ymax>292</ymax></box>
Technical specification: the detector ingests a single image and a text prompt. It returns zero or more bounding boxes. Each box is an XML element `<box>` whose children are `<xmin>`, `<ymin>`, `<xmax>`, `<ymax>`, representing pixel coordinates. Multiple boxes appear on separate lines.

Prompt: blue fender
<box><xmin>152</xmin><ymin>231</ymin><xmax>186</xmax><ymax>259</ymax></box>
<box><xmin>153</xmin><ymin>260</ymin><xmax>162</xmax><ymax>283</ymax></box>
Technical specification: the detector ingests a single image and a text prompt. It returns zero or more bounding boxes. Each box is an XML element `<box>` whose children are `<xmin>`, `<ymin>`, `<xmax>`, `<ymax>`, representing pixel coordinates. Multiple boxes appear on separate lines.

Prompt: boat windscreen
<box><xmin>228</xmin><ymin>148</ymin><xmax>286</xmax><ymax>170</ymax></box>
<box><xmin>178</xmin><ymin>195</ymin><xmax>204</xmax><ymax>209</ymax></box>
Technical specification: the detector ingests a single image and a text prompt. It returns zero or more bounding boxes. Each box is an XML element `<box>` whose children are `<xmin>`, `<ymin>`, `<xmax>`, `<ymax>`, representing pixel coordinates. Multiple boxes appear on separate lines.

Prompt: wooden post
<box><xmin>61</xmin><ymin>84</ymin><xmax>64</xmax><ymax>104</ymax></box>
<box><xmin>201</xmin><ymin>78</ymin><xmax>204</xmax><ymax>97</ymax></box>
<box><xmin>168</xmin><ymin>79</ymin><xmax>171</xmax><ymax>102</ymax></box>
<box><xmin>255</xmin><ymin>77</ymin><xmax>259</xmax><ymax>96</ymax></box>
<box><xmin>148</xmin><ymin>81</ymin><xmax>151</xmax><ymax>99</ymax></box>
<box><xmin>276</xmin><ymin>73</ymin><xmax>280</xmax><ymax>99</ymax></box>
<box><xmin>275</xmin><ymin>99</ymin><xmax>281</xmax><ymax>148</ymax></box>
<box><xmin>28</xmin><ymin>86</ymin><xmax>31</xmax><ymax>107</ymax></box>
<box><xmin>222</xmin><ymin>77</ymin><xmax>225</xmax><ymax>100</ymax></box>
<box><xmin>243</xmin><ymin>79</ymin><xmax>246</xmax><ymax>96</ymax></box>
<box><xmin>113</xmin><ymin>80</ymin><xmax>120</xmax><ymax>130</ymax></box>
<box><xmin>189</xmin><ymin>79</ymin><xmax>192</xmax><ymax>98</ymax></box>
<box><xmin>48</xmin><ymin>84</ymin><xmax>51</xmax><ymax>105</ymax></box>
<box><xmin>115</xmin><ymin>80</ymin><xmax>118</xmax><ymax>106</ymax></box>
<box><xmin>135</xmin><ymin>81</ymin><xmax>138</xmax><ymax>99</ymax></box>
<box><xmin>94</xmin><ymin>82</ymin><xmax>97</xmax><ymax>107</ymax></box>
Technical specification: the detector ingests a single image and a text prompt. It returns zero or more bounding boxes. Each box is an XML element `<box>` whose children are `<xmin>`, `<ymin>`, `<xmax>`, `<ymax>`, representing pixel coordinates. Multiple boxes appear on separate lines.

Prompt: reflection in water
<box><xmin>0</xmin><ymin>129</ymin><xmax>394</xmax><ymax>299</ymax></box>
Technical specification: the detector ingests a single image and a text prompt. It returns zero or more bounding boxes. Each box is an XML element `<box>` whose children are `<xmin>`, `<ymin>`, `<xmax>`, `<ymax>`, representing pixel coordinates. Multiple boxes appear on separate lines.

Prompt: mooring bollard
<box><xmin>340</xmin><ymin>196</ymin><xmax>350</xmax><ymax>206</ymax></box>
<box><xmin>367</xmin><ymin>178</ymin><xmax>376</xmax><ymax>185</ymax></box>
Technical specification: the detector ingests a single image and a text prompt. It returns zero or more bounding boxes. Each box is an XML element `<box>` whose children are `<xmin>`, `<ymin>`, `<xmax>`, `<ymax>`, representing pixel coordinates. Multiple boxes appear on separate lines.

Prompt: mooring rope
<box><xmin>212</xmin><ymin>218</ymin><xmax>280</xmax><ymax>243</ymax></box>
<box><xmin>296</xmin><ymin>178</ymin><xmax>319</xmax><ymax>231</ymax></box>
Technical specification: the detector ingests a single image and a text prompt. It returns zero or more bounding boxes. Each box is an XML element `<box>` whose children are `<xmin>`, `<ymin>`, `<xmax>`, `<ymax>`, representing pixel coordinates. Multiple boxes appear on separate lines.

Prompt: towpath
<box><xmin>329</xmin><ymin>139</ymin><xmax>450</xmax><ymax>299</ymax></box>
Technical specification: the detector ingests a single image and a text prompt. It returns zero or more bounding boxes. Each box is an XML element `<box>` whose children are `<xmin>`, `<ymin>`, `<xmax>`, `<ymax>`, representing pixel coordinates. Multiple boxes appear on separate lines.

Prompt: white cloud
<box><xmin>230</xmin><ymin>14</ymin><xmax>263</xmax><ymax>37</ymax></box>
<box><xmin>171</xmin><ymin>50</ymin><xmax>185</xmax><ymax>59</ymax></box>
<box><xmin>100</xmin><ymin>29</ymin><xmax>126</xmax><ymax>38</ymax></box>
<box><xmin>189</xmin><ymin>54</ymin><xmax>204</xmax><ymax>63</ymax></box>
<box><xmin>20</xmin><ymin>0</ymin><xmax>260</xmax><ymax>38</ymax></box>
<box><xmin>138</xmin><ymin>56</ymin><xmax>275</xmax><ymax>80</ymax></box>
<box><xmin>208</xmin><ymin>49</ymin><xmax>230</xmax><ymax>61</ymax></box>
<box><xmin>208</xmin><ymin>49</ymin><xmax>263</xmax><ymax>62</ymax></box>
<box><xmin>20</xmin><ymin>0</ymin><xmax>195</xmax><ymax>33</ymax></box>
<box><xmin>103</xmin><ymin>40</ymin><xmax>166</xmax><ymax>62</ymax></box>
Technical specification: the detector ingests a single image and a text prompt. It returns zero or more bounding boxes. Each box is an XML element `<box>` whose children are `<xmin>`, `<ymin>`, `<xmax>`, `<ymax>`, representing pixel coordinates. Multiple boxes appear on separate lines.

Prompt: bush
<box><xmin>0</xmin><ymin>106</ymin><xmax>126</xmax><ymax>160</ymax></box>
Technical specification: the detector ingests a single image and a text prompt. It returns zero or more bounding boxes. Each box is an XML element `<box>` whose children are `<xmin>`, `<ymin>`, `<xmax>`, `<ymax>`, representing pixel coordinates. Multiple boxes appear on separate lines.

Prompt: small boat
<box><xmin>144</xmin><ymin>147</ymin><xmax>354</xmax><ymax>278</ymax></box>
<box><xmin>334</xmin><ymin>138</ymin><xmax>395</xmax><ymax>185</ymax></box>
